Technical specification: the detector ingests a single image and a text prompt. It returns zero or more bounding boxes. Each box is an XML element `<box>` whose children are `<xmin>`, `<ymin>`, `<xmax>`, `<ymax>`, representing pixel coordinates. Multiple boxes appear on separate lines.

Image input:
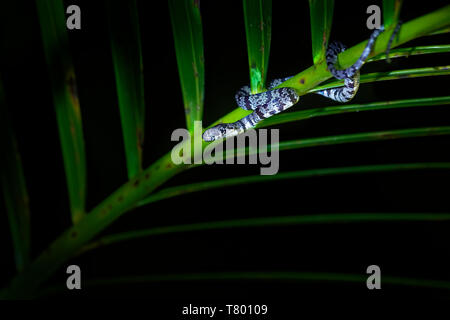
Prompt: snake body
<box><xmin>202</xmin><ymin>27</ymin><xmax>385</xmax><ymax>142</ymax></box>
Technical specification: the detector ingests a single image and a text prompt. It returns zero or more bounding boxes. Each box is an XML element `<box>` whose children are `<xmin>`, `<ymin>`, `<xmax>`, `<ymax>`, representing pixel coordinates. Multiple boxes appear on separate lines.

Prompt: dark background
<box><xmin>1</xmin><ymin>0</ymin><xmax>449</xmax><ymax>308</ymax></box>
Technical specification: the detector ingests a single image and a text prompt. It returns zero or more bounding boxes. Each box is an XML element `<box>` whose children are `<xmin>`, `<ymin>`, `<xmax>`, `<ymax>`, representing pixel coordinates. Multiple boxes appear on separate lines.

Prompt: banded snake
<box><xmin>202</xmin><ymin>25</ymin><xmax>398</xmax><ymax>142</ymax></box>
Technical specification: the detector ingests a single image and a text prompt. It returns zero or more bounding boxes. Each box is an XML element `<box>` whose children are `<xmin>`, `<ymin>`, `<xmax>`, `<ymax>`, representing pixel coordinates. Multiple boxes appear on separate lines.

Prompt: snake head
<box><xmin>202</xmin><ymin>126</ymin><xmax>222</xmax><ymax>142</ymax></box>
<box><xmin>203</xmin><ymin>123</ymin><xmax>242</xmax><ymax>142</ymax></box>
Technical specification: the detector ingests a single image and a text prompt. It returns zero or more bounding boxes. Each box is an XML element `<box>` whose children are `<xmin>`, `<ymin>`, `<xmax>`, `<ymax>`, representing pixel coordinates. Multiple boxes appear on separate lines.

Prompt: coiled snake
<box><xmin>203</xmin><ymin>26</ymin><xmax>389</xmax><ymax>142</ymax></box>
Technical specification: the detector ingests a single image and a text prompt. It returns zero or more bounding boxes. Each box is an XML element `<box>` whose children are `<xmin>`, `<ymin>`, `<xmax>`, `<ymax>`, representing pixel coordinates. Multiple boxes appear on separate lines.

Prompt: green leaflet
<box><xmin>83</xmin><ymin>209</ymin><xmax>450</xmax><ymax>253</ymax></box>
<box><xmin>169</xmin><ymin>0</ymin><xmax>205</xmax><ymax>131</ymax></box>
<box><xmin>136</xmin><ymin>162</ymin><xmax>450</xmax><ymax>209</ymax></box>
<box><xmin>36</xmin><ymin>0</ymin><xmax>86</xmax><ymax>224</ymax></box>
<box><xmin>309</xmin><ymin>0</ymin><xmax>334</xmax><ymax>64</ymax></box>
<box><xmin>429</xmin><ymin>26</ymin><xmax>450</xmax><ymax>36</ymax></box>
<box><xmin>259</xmin><ymin>96</ymin><xmax>450</xmax><ymax>129</ymax></box>
<box><xmin>212</xmin><ymin>126</ymin><xmax>450</xmax><ymax>163</ymax></box>
<box><xmin>368</xmin><ymin>44</ymin><xmax>450</xmax><ymax>62</ymax></box>
<box><xmin>0</xmin><ymin>76</ymin><xmax>31</xmax><ymax>273</ymax></box>
<box><xmin>68</xmin><ymin>271</ymin><xmax>450</xmax><ymax>291</ymax></box>
<box><xmin>312</xmin><ymin>65</ymin><xmax>450</xmax><ymax>92</ymax></box>
<box><xmin>243</xmin><ymin>0</ymin><xmax>272</xmax><ymax>93</ymax></box>
<box><xmin>273</xmin><ymin>126</ymin><xmax>450</xmax><ymax>154</ymax></box>
<box><xmin>107</xmin><ymin>0</ymin><xmax>145</xmax><ymax>179</ymax></box>
<box><xmin>38</xmin><ymin>267</ymin><xmax>450</xmax><ymax>297</ymax></box>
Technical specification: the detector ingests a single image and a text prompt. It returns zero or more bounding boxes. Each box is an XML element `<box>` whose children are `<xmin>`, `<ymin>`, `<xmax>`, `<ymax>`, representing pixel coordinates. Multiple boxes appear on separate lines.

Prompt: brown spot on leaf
<box><xmin>299</xmin><ymin>78</ymin><xmax>305</xmax><ymax>84</ymax></box>
<box><xmin>145</xmin><ymin>172</ymin><xmax>150</xmax><ymax>180</ymax></box>
<box><xmin>194</xmin><ymin>0</ymin><xmax>200</xmax><ymax>9</ymax></box>
<box><xmin>378</xmin><ymin>132</ymin><xmax>396</xmax><ymax>139</ymax></box>
<box><xmin>118</xmin><ymin>195</ymin><xmax>124</xmax><ymax>202</ymax></box>
<box><xmin>71</xmin><ymin>231</ymin><xmax>77</xmax><ymax>238</ymax></box>
<box><xmin>192</xmin><ymin>62</ymin><xmax>199</xmax><ymax>78</ymax></box>
<box><xmin>67</xmin><ymin>72</ymin><xmax>78</xmax><ymax>102</ymax></box>
<box><xmin>137</xmin><ymin>128</ymin><xmax>144</xmax><ymax>147</ymax></box>
<box><xmin>134</xmin><ymin>179</ymin><xmax>140</xmax><ymax>187</ymax></box>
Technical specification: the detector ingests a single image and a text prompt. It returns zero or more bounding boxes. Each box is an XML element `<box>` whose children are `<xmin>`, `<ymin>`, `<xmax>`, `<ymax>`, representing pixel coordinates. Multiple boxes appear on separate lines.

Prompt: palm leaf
<box><xmin>0</xmin><ymin>76</ymin><xmax>31</xmax><ymax>273</ymax></box>
<box><xmin>243</xmin><ymin>0</ymin><xmax>272</xmax><ymax>93</ymax></box>
<box><xmin>39</xmin><ymin>271</ymin><xmax>450</xmax><ymax>297</ymax></box>
<box><xmin>169</xmin><ymin>0</ymin><xmax>205</xmax><ymax>131</ymax></box>
<box><xmin>383</xmin><ymin>0</ymin><xmax>403</xmax><ymax>29</ymax></box>
<box><xmin>368</xmin><ymin>45</ymin><xmax>450</xmax><ymax>62</ymax></box>
<box><xmin>309</xmin><ymin>0</ymin><xmax>334</xmax><ymax>64</ymax></box>
<box><xmin>312</xmin><ymin>65</ymin><xmax>450</xmax><ymax>92</ymax></box>
<box><xmin>429</xmin><ymin>26</ymin><xmax>450</xmax><ymax>36</ymax></box>
<box><xmin>139</xmin><ymin>161</ymin><xmax>449</xmax><ymax>207</ymax></box>
<box><xmin>107</xmin><ymin>0</ymin><xmax>145</xmax><ymax>179</ymax></box>
<box><xmin>259</xmin><ymin>96</ymin><xmax>450</xmax><ymax>128</ymax></box>
<box><xmin>36</xmin><ymin>0</ymin><xmax>86</xmax><ymax>224</ymax></box>
<box><xmin>221</xmin><ymin>126</ymin><xmax>450</xmax><ymax>163</ymax></box>
<box><xmin>83</xmin><ymin>206</ymin><xmax>450</xmax><ymax>253</ymax></box>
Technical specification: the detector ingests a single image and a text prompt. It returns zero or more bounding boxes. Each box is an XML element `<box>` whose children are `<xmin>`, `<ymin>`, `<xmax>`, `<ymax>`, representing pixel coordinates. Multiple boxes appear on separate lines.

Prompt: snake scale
<box><xmin>203</xmin><ymin>26</ymin><xmax>388</xmax><ymax>142</ymax></box>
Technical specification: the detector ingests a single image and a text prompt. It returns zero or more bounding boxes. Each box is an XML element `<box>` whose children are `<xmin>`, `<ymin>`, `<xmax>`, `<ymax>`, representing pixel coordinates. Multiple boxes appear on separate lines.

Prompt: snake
<box><xmin>202</xmin><ymin>26</ymin><xmax>387</xmax><ymax>142</ymax></box>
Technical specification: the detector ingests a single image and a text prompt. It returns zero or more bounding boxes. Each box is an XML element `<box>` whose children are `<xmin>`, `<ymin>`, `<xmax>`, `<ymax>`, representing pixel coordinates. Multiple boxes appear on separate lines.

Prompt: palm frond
<box><xmin>1</xmin><ymin>2</ymin><xmax>449</xmax><ymax>299</ymax></box>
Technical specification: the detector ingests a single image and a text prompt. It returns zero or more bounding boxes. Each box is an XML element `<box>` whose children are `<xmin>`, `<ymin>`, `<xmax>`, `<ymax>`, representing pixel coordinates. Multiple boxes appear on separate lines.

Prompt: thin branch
<box><xmin>137</xmin><ymin>162</ymin><xmax>450</xmax><ymax>208</ymax></box>
<box><xmin>80</xmin><ymin>211</ymin><xmax>450</xmax><ymax>254</ymax></box>
<box><xmin>38</xmin><ymin>271</ymin><xmax>450</xmax><ymax>298</ymax></box>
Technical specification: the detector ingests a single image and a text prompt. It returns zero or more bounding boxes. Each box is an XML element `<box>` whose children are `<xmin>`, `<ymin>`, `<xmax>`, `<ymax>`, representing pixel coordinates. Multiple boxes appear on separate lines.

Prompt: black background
<box><xmin>1</xmin><ymin>0</ymin><xmax>450</xmax><ymax>309</ymax></box>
